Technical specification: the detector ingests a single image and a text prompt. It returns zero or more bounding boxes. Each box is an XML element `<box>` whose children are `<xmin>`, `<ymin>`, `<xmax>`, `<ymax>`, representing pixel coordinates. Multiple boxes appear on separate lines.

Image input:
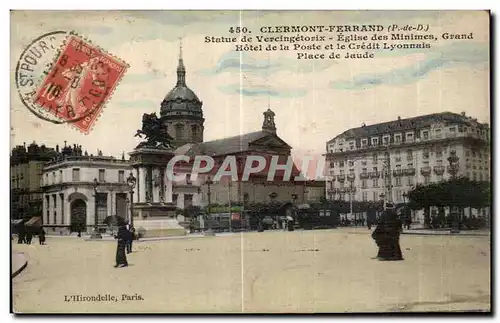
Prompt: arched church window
<box><xmin>191</xmin><ymin>125</ymin><xmax>198</xmax><ymax>140</ymax></box>
<box><xmin>175</xmin><ymin>124</ymin><xmax>184</xmax><ymax>140</ymax></box>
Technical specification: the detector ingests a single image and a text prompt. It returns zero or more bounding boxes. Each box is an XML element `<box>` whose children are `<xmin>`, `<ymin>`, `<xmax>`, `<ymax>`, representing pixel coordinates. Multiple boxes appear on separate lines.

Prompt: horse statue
<box><xmin>134</xmin><ymin>113</ymin><xmax>173</xmax><ymax>149</ymax></box>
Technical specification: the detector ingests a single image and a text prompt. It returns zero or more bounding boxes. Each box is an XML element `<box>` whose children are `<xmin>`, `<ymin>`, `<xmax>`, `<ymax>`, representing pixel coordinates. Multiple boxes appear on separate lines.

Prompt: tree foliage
<box><xmin>407</xmin><ymin>177</ymin><xmax>490</xmax><ymax>210</ymax></box>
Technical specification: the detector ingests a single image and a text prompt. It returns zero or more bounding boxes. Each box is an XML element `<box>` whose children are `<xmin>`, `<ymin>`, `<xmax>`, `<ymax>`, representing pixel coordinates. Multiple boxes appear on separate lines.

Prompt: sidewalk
<box><xmin>402</xmin><ymin>228</ymin><xmax>490</xmax><ymax>237</ymax></box>
<box><xmin>82</xmin><ymin>232</ymin><xmax>237</xmax><ymax>242</ymax></box>
<box><xmin>12</xmin><ymin>252</ymin><xmax>28</xmax><ymax>278</ymax></box>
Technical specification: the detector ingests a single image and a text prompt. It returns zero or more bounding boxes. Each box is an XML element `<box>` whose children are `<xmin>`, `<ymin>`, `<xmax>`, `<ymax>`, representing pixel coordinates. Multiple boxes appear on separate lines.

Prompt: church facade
<box><xmin>129</xmin><ymin>45</ymin><xmax>323</xmax><ymax>223</ymax></box>
<box><xmin>38</xmin><ymin>45</ymin><xmax>324</xmax><ymax>235</ymax></box>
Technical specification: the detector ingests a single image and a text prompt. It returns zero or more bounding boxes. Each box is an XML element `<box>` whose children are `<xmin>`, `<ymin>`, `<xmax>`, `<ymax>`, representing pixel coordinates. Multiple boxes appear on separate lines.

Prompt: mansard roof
<box><xmin>328</xmin><ymin>112</ymin><xmax>489</xmax><ymax>143</ymax></box>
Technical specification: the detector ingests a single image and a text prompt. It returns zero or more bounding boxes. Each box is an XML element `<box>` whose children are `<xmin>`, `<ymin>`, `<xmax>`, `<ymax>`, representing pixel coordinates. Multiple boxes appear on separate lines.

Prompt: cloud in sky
<box><xmin>219</xmin><ymin>84</ymin><xmax>307</xmax><ymax>98</ymax></box>
<box><xmin>330</xmin><ymin>41</ymin><xmax>488</xmax><ymax>90</ymax></box>
<box><xmin>199</xmin><ymin>51</ymin><xmax>335</xmax><ymax>76</ymax></box>
<box><xmin>120</xmin><ymin>72</ymin><xmax>167</xmax><ymax>84</ymax></box>
<box><xmin>116</xmin><ymin>99</ymin><xmax>157</xmax><ymax>109</ymax></box>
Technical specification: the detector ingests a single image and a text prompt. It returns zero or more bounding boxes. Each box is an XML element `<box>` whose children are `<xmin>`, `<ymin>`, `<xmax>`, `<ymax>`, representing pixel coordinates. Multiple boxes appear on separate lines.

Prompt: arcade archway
<box><xmin>70</xmin><ymin>199</ymin><xmax>87</xmax><ymax>232</ymax></box>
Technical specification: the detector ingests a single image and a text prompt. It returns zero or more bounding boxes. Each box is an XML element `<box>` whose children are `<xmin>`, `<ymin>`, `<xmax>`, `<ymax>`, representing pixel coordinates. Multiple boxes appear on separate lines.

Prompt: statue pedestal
<box><xmin>135</xmin><ymin>217</ymin><xmax>187</xmax><ymax>238</ymax></box>
<box><xmin>133</xmin><ymin>203</ymin><xmax>186</xmax><ymax>238</ymax></box>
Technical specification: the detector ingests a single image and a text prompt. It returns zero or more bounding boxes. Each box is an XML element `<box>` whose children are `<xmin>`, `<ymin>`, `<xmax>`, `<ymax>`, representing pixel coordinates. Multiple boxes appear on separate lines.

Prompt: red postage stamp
<box><xmin>33</xmin><ymin>33</ymin><xmax>128</xmax><ymax>133</ymax></box>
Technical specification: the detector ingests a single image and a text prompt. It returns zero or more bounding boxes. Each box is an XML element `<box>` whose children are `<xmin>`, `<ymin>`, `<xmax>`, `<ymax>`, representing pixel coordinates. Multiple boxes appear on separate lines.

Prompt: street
<box><xmin>12</xmin><ymin>228</ymin><xmax>490</xmax><ymax>313</ymax></box>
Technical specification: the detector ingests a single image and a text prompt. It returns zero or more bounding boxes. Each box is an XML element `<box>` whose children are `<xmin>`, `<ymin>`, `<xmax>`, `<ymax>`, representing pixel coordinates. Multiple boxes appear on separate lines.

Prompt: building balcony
<box><xmin>420</xmin><ymin>166</ymin><xmax>432</xmax><ymax>175</ymax></box>
<box><xmin>433</xmin><ymin>166</ymin><xmax>446</xmax><ymax>175</ymax></box>
<box><xmin>403</xmin><ymin>168</ymin><xmax>416</xmax><ymax>176</ymax></box>
<box><xmin>331</xmin><ymin>187</ymin><xmax>356</xmax><ymax>194</ymax></box>
<box><xmin>336</xmin><ymin>175</ymin><xmax>346</xmax><ymax>182</ymax></box>
<box><xmin>393</xmin><ymin>169</ymin><xmax>405</xmax><ymax>177</ymax></box>
<box><xmin>346</xmin><ymin>173</ymin><xmax>356</xmax><ymax>181</ymax></box>
<box><xmin>359</xmin><ymin>172</ymin><xmax>370</xmax><ymax>179</ymax></box>
<box><xmin>369</xmin><ymin>171</ymin><xmax>381</xmax><ymax>178</ymax></box>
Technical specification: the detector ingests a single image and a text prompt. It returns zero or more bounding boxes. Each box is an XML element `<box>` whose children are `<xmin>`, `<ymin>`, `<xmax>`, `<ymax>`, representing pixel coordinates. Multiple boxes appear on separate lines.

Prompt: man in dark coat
<box><xmin>114</xmin><ymin>218</ymin><xmax>129</xmax><ymax>268</ymax></box>
<box><xmin>25</xmin><ymin>228</ymin><xmax>33</xmax><ymax>245</ymax></box>
<box><xmin>38</xmin><ymin>227</ymin><xmax>46</xmax><ymax>245</ymax></box>
<box><xmin>371</xmin><ymin>210</ymin><xmax>404</xmax><ymax>261</ymax></box>
<box><xmin>127</xmin><ymin>226</ymin><xmax>135</xmax><ymax>254</ymax></box>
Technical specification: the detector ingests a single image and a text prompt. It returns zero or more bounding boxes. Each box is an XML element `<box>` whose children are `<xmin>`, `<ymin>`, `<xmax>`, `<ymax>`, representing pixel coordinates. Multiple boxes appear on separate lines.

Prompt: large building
<box><xmin>40</xmin><ymin>144</ymin><xmax>132</xmax><ymax>234</ymax></box>
<box><xmin>325</xmin><ymin>112</ymin><xmax>490</xmax><ymax>221</ymax></box>
<box><xmin>10</xmin><ymin>142</ymin><xmax>58</xmax><ymax>220</ymax></box>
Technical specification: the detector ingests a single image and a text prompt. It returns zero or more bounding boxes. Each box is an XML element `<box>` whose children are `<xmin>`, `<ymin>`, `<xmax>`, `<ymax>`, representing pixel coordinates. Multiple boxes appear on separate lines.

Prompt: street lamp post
<box><xmin>402</xmin><ymin>192</ymin><xmax>408</xmax><ymax>229</ymax></box>
<box><xmin>205</xmin><ymin>176</ymin><xmax>214</xmax><ymax>235</ymax></box>
<box><xmin>126</xmin><ymin>172</ymin><xmax>137</xmax><ymax>227</ymax></box>
<box><xmin>91</xmin><ymin>178</ymin><xmax>102</xmax><ymax>239</ymax></box>
<box><xmin>448</xmin><ymin>151</ymin><xmax>460</xmax><ymax>233</ymax></box>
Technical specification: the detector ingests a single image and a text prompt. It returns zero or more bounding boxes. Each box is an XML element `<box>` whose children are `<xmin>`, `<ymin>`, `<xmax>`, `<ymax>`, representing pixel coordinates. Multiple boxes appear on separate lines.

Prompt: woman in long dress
<box><xmin>114</xmin><ymin>218</ymin><xmax>129</xmax><ymax>268</ymax></box>
<box><xmin>371</xmin><ymin>210</ymin><xmax>404</xmax><ymax>261</ymax></box>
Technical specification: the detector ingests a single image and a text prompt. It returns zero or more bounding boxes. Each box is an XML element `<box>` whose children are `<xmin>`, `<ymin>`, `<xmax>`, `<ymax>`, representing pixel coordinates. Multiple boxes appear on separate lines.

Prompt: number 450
<box><xmin>228</xmin><ymin>27</ymin><xmax>249</xmax><ymax>33</ymax></box>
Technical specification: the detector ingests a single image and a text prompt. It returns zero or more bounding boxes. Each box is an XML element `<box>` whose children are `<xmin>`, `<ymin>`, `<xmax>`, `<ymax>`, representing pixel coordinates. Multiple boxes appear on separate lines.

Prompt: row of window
<box><xmin>45</xmin><ymin>169</ymin><xmax>127</xmax><ymax>184</ymax></box>
<box><xmin>330</xmin><ymin>177</ymin><xmax>414</xmax><ymax>190</ymax></box>
<box><xmin>330</xmin><ymin>147</ymin><xmax>471</xmax><ymax>168</ymax></box>
<box><xmin>331</xmin><ymin>191</ymin><xmax>407</xmax><ymax>203</ymax></box>
<box><xmin>338</xmin><ymin>127</ymin><xmax>461</xmax><ymax>151</ymax></box>
<box><xmin>330</xmin><ymin>171</ymin><xmax>487</xmax><ymax>192</ymax></box>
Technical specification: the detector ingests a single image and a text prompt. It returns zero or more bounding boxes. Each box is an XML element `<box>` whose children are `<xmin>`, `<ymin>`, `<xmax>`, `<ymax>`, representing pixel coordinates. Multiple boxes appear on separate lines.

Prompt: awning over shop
<box><xmin>11</xmin><ymin>219</ymin><xmax>23</xmax><ymax>226</ymax></box>
<box><xmin>25</xmin><ymin>217</ymin><xmax>42</xmax><ymax>227</ymax></box>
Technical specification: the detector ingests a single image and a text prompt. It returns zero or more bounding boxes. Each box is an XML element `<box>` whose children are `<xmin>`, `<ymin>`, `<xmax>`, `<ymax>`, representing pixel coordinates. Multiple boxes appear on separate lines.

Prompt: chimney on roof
<box><xmin>56</xmin><ymin>144</ymin><xmax>59</xmax><ymax>153</ymax></box>
<box><xmin>461</xmin><ymin>112</ymin><xmax>466</xmax><ymax>116</ymax></box>
<box><xmin>361</xmin><ymin>123</ymin><xmax>366</xmax><ymax>127</ymax></box>
<box><xmin>398</xmin><ymin>116</ymin><xmax>401</xmax><ymax>120</ymax></box>
<box><xmin>23</xmin><ymin>142</ymin><xmax>26</xmax><ymax>148</ymax></box>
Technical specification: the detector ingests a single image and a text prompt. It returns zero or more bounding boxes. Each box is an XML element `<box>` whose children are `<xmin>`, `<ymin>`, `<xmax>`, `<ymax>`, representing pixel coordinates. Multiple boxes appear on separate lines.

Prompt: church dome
<box><xmin>163</xmin><ymin>85</ymin><xmax>200</xmax><ymax>103</ymax></box>
<box><xmin>160</xmin><ymin>49</ymin><xmax>203</xmax><ymax>119</ymax></box>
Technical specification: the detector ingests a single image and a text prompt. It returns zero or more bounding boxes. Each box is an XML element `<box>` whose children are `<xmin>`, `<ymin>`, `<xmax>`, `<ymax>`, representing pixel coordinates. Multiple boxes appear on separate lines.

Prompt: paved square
<box><xmin>12</xmin><ymin>229</ymin><xmax>490</xmax><ymax>313</ymax></box>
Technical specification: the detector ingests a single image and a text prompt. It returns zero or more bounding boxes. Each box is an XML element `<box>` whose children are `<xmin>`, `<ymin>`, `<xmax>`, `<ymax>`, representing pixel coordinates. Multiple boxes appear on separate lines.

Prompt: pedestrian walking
<box><xmin>114</xmin><ymin>218</ymin><xmax>129</xmax><ymax>268</ymax></box>
<box><xmin>127</xmin><ymin>226</ymin><xmax>135</xmax><ymax>254</ymax></box>
<box><xmin>25</xmin><ymin>229</ymin><xmax>33</xmax><ymax>245</ymax></box>
<box><xmin>17</xmin><ymin>230</ymin><xmax>26</xmax><ymax>244</ymax></box>
<box><xmin>371</xmin><ymin>209</ymin><xmax>404</xmax><ymax>261</ymax></box>
<box><xmin>38</xmin><ymin>227</ymin><xmax>46</xmax><ymax>245</ymax></box>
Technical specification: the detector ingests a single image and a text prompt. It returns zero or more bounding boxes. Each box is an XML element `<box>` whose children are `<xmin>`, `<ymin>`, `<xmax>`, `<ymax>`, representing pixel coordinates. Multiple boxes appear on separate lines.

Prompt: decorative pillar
<box><xmin>152</xmin><ymin>168</ymin><xmax>160</xmax><ymax>202</ymax></box>
<box><xmin>164</xmin><ymin>166</ymin><xmax>172</xmax><ymax>203</ymax></box>
<box><xmin>146</xmin><ymin>166</ymin><xmax>153</xmax><ymax>203</ymax></box>
<box><xmin>138</xmin><ymin>167</ymin><xmax>146</xmax><ymax>203</ymax></box>
<box><xmin>178</xmin><ymin>193</ymin><xmax>185</xmax><ymax>209</ymax></box>
<box><xmin>107</xmin><ymin>191</ymin><xmax>112</xmax><ymax>216</ymax></box>
<box><xmin>159</xmin><ymin>168</ymin><xmax>165</xmax><ymax>202</ymax></box>
<box><xmin>59</xmin><ymin>193</ymin><xmax>65</xmax><ymax>225</ymax></box>
<box><xmin>135</xmin><ymin>167</ymin><xmax>140</xmax><ymax>204</ymax></box>
<box><xmin>43</xmin><ymin>194</ymin><xmax>48</xmax><ymax>224</ymax></box>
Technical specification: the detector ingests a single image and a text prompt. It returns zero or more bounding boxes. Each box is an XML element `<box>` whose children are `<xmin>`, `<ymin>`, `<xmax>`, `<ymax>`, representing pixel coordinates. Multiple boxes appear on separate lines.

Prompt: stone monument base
<box><xmin>134</xmin><ymin>218</ymin><xmax>188</xmax><ymax>238</ymax></box>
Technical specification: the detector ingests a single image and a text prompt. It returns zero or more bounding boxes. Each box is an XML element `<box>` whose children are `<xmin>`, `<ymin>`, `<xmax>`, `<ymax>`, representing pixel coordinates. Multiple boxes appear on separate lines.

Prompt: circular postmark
<box><xmin>15</xmin><ymin>31</ymin><xmax>68</xmax><ymax>123</ymax></box>
<box><xmin>15</xmin><ymin>31</ymin><xmax>114</xmax><ymax>129</ymax></box>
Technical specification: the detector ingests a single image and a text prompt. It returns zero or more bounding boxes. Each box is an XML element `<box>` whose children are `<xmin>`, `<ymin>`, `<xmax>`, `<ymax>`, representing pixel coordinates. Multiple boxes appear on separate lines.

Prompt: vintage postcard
<box><xmin>10</xmin><ymin>10</ymin><xmax>491</xmax><ymax>313</ymax></box>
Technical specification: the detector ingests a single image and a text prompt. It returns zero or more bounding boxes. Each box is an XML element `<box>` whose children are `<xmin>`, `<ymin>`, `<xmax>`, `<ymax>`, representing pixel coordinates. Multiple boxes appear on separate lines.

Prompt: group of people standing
<box><xmin>16</xmin><ymin>226</ymin><xmax>46</xmax><ymax>245</ymax></box>
<box><xmin>114</xmin><ymin>218</ymin><xmax>136</xmax><ymax>268</ymax></box>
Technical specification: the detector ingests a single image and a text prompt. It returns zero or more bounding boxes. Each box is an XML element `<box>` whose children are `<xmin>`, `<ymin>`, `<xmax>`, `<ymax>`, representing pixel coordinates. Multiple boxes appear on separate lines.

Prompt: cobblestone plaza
<box><xmin>12</xmin><ymin>229</ymin><xmax>490</xmax><ymax>313</ymax></box>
